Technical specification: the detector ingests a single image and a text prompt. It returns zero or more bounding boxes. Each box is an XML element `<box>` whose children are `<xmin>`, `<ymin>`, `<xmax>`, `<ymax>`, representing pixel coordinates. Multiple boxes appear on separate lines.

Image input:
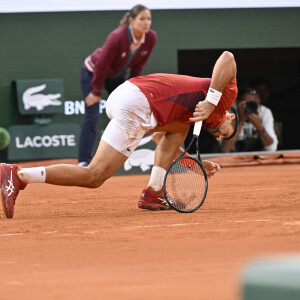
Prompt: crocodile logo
<box><xmin>22</xmin><ymin>84</ymin><xmax>62</xmax><ymax>111</ymax></box>
<box><xmin>124</xmin><ymin>135</ymin><xmax>155</xmax><ymax>172</ymax></box>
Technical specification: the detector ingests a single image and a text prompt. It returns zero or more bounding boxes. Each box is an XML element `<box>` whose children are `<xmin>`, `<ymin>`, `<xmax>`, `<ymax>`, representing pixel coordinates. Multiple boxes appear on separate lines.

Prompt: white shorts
<box><xmin>101</xmin><ymin>81</ymin><xmax>158</xmax><ymax>157</ymax></box>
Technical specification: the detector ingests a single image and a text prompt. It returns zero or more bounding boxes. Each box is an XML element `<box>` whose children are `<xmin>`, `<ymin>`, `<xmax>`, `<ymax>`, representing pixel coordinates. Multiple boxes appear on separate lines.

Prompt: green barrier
<box><xmin>242</xmin><ymin>255</ymin><xmax>300</xmax><ymax>300</ymax></box>
<box><xmin>8</xmin><ymin>123</ymin><xmax>80</xmax><ymax>161</ymax></box>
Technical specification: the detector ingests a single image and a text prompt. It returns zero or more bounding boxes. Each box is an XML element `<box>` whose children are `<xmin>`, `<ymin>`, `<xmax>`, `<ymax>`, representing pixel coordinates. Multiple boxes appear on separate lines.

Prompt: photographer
<box><xmin>222</xmin><ymin>88</ymin><xmax>278</xmax><ymax>153</ymax></box>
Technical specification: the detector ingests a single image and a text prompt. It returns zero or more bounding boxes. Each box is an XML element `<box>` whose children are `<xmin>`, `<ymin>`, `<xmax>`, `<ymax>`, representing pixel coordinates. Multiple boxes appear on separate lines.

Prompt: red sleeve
<box><xmin>91</xmin><ymin>31</ymin><xmax>120</xmax><ymax>97</ymax></box>
<box><xmin>130</xmin><ymin>30</ymin><xmax>157</xmax><ymax>78</ymax></box>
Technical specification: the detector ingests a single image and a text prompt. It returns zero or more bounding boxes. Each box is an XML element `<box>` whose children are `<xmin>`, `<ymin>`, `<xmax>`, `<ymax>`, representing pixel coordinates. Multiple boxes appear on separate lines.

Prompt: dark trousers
<box><xmin>78</xmin><ymin>65</ymin><xmax>127</xmax><ymax>164</ymax></box>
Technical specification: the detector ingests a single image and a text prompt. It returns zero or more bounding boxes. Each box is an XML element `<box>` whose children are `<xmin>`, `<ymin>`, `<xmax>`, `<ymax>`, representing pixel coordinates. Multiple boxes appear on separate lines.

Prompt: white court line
<box><xmin>129</xmin><ymin>223</ymin><xmax>201</xmax><ymax>229</ymax></box>
<box><xmin>0</xmin><ymin>219</ymin><xmax>274</xmax><ymax>236</ymax></box>
<box><xmin>211</xmin><ymin>187</ymin><xmax>282</xmax><ymax>194</ymax></box>
<box><xmin>0</xmin><ymin>233</ymin><xmax>24</xmax><ymax>237</ymax></box>
<box><xmin>128</xmin><ymin>219</ymin><xmax>274</xmax><ymax>229</ymax></box>
<box><xmin>228</xmin><ymin>219</ymin><xmax>271</xmax><ymax>223</ymax></box>
<box><xmin>167</xmin><ymin>223</ymin><xmax>200</xmax><ymax>227</ymax></box>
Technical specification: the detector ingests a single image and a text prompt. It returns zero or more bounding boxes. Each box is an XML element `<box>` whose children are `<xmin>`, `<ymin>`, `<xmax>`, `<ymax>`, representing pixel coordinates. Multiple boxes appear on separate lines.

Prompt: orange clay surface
<box><xmin>1</xmin><ymin>162</ymin><xmax>300</xmax><ymax>300</ymax></box>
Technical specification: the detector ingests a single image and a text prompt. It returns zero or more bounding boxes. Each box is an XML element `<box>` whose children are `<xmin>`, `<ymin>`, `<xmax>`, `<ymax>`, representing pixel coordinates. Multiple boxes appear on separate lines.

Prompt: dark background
<box><xmin>178</xmin><ymin>48</ymin><xmax>300</xmax><ymax>152</ymax></box>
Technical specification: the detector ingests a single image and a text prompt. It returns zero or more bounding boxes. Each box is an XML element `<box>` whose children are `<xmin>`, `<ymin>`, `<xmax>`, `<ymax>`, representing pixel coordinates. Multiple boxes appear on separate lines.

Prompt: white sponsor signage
<box><xmin>64</xmin><ymin>100</ymin><xmax>106</xmax><ymax>115</ymax></box>
<box><xmin>124</xmin><ymin>135</ymin><xmax>155</xmax><ymax>172</ymax></box>
<box><xmin>1</xmin><ymin>0</ymin><xmax>299</xmax><ymax>13</ymax></box>
<box><xmin>8</xmin><ymin>124</ymin><xmax>80</xmax><ymax>160</ymax></box>
<box><xmin>15</xmin><ymin>135</ymin><xmax>76</xmax><ymax>148</ymax></box>
<box><xmin>16</xmin><ymin>79</ymin><xmax>64</xmax><ymax>115</ymax></box>
<box><xmin>23</xmin><ymin>84</ymin><xmax>62</xmax><ymax>111</ymax></box>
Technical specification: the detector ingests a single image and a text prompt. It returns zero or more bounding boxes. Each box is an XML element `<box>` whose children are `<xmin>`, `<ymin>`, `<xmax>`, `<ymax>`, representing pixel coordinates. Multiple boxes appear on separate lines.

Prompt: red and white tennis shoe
<box><xmin>138</xmin><ymin>188</ymin><xmax>185</xmax><ymax>211</ymax></box>
<box><xmin>0</xmin><ymin>163</ymin><xmax>27</xmax><ymax>218</ymax></box>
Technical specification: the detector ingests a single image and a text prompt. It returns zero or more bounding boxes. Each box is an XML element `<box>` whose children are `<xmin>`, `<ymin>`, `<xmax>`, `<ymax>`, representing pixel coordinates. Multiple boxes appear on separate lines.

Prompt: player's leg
<box><xmin>152</xmin><ymin>132</ymin><xmax>185</xmax><ymax>158</ymax></box>
<box><xmin>0</xmin><ymin>141</ymin><xmax>127</xmax><ymax>218</ymax></box>
<box><xmin>153</xmin><ymin>130</ymin><xmax>189</xmax><ymax>171</ymax></box>
<box><xmin>44</xmin><ymin>140</ymin><xmax>128</xmax><ymax>187</ymax></box>
<box><xmin>1</xmin><ymin>99</ymin><xmax>139</xmax><ymax>219</ymax></box>
<box><xmin>1</xmin><ymin>115</ymin><xmax>131</xmax><ymax>219</ymax></box>
<box><xmin>138</xmin><ymin>129</ymin><xmax>189</xmax><ymax>210</ymax></box>
<box><xmin>139</xmin><ymin>127</ymin><xmax>221</xmax><ymax>210</ymax></box>
<box><xmin>1</xmin><ymin>86</ymin><xmax>138</xmax><ymax>218</ymax></box>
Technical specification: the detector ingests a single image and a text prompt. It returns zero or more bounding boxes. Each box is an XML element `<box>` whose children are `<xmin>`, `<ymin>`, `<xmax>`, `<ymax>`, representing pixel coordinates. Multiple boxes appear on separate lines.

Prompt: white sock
<box><xmin>18</xmin><ymin>167</ymin><xmax>46</xmax><ymax>183</ymax></box>
<box><xmin>148</xmin><ymin>166</ymin><xmax>166</xmax><ymax>192</ymax></box>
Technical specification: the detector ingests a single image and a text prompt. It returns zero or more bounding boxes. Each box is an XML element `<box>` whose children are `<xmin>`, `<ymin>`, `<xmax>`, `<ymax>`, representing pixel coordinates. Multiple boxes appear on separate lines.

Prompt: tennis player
<box><xmin>0</xmin><ymin>51</ymin><xmax>237</xmax><ymax>217</ymax></box>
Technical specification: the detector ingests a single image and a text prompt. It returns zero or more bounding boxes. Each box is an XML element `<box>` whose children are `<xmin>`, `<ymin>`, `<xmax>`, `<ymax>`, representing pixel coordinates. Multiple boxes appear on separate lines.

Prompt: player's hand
<box><xmin>202</xmin><ymin>160</ymin><xmax>220</xmax><ymax>178</ymax></box>
<box><xmin>189</xmin><ymin>100</ymin><xmax>215</xmax><ymax>122</ymax></box>
<box><xmin>85</xmin><ymin>93</ymin><xmax>101</xmax><ymax>107</ymax></box>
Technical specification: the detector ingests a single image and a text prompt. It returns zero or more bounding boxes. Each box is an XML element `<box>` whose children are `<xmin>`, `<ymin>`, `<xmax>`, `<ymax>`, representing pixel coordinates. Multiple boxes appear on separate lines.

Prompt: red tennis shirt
<box><xmin>129</xmin><ymin>73</ymin><xmax>237</xmax><ymax>128</ymax></box>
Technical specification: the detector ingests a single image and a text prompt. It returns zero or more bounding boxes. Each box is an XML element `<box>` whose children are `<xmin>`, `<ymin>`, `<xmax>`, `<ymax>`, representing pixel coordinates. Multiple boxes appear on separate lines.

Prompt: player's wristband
<box><xmin>206</xmin><ymin>87</ymin><xmax>222</xmax><ymax>106</ymax></box>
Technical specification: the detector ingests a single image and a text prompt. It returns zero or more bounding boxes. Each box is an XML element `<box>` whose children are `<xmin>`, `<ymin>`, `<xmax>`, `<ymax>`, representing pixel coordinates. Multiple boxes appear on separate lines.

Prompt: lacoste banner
<box><xmin>8</xmin><ymin>123</ymin><xmax>80</xmax><ymax>161</ymax></box>
<box><xmin>15</xmin><ymin>79</ymin><xmax>64</xmax><ymax>115</ymax></box>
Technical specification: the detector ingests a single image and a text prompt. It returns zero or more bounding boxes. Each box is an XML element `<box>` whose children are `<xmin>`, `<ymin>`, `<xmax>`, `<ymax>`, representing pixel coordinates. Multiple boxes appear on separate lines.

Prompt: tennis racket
<box><xmin>162</xmin><ymin>121</ymin><xmax>208</xmax><ymax>213</ymax></box>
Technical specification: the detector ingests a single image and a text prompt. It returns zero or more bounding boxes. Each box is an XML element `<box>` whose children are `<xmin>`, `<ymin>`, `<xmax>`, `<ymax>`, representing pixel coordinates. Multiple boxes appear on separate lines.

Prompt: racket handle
<box><xmin>193</xmin><ymin>121</ymin><xmax>203</xmax><ymax>136</ymax></box>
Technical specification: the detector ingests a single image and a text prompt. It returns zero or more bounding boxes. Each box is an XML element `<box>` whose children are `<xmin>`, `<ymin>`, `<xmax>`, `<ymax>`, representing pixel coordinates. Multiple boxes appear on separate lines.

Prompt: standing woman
<box><xmin>78</xmin><ymin>4</ymin><xmax>157</xmax><ymax>166</ymax></box>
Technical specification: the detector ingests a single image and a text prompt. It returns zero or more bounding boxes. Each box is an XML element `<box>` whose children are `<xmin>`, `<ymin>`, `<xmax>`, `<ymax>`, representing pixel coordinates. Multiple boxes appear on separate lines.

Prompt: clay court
<box><xmin>1</xmin><ymin>160</ymin><xmax>300</xmax><ymax>300</ymax></box>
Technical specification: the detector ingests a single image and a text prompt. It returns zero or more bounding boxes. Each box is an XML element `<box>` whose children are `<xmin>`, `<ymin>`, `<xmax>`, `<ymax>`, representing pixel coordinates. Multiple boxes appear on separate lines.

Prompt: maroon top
<box><xmin>130</xmin><ymin>73</ymin><xmax>237</xmax><ymax>128</ymax></box>
<box><xmin>87</xmin><ymin>25</ymin><xmax>157</xmax><ymax>97</ymax></box>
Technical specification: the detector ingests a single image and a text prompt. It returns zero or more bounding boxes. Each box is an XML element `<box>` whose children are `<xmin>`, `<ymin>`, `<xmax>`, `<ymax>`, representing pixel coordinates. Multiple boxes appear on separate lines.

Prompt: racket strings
<box><xmin>165</xmin><ymin>157</ymin><xmax>206</xmax><ymax>211</ymax></box>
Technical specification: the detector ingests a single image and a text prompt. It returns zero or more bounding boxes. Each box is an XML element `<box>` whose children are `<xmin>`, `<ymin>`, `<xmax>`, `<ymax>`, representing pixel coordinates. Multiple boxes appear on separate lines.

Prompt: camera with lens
<box><xmin>245</xmin><ymin>101</ymin><xmax>258</xmax><ymax>114</ymax></box>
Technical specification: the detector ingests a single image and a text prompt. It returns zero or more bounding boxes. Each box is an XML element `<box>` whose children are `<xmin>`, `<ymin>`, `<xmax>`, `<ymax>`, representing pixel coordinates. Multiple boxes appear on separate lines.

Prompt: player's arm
<box><xmin>190</xmin><ymin>51</ymin><xmax>237</xmax><ymax>122</ymax></box>
<box><xmin>210</xmin><ymin>51</ymin><xmax>237</xmax><ymax>92</ymax></box>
